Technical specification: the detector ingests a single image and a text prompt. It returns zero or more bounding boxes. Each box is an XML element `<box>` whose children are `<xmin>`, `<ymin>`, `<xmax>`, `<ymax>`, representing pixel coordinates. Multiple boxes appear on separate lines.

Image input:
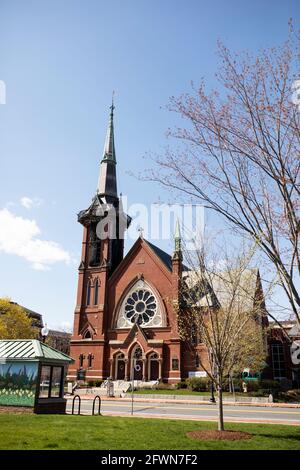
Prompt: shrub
<box><xmin>186</xmin><ymin>377</ymin><xmax>209</xmax><ymax>392</ymax></box>
<box><xmin>258</xmin><ymin>379</ymin><xmax>281</xmax><ymax>392</ymax></box>
<box><xmin>176</xmin><ymin>381</ymin><xmax>187</xmax><ymax>389</ymax></box>
<box><xmin>279</xmin><ymin>389</ymin><xmax>300</xmax><ymax>402</ymax></box>
<box><xmin>157</xmin><ymin>382</ymin><xmax>175</xmax><ymax>390</ymax></box>
<box><xmin>223</xmin><ymin>377</ymin><xmax>243</xmax><ymax>392</ymax></box>
<box><xmin>86</xmin><ymin>380</ymin><xmax>102</xmax><ymax>388</ymax></box>
<box><xmin>244</xmin><ymin>381</ymin><xmax>260</xmax><ymax>392</ymax></box>
<box><xmin>230</xmin><ymin>378</ymin><xmax>243</xmax><ymax>392</ymax></box>
<box><xmin>249</xmin><ymin>389</ymin><xmax>269</xmax><ymax>397</ymax></box>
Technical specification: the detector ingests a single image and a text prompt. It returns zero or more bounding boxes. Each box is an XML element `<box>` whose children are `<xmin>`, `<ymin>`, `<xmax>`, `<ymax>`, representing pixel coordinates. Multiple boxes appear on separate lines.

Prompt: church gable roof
<box><xmin>108</xmin><ymin>237</ymin><xmax>173</xmax><ymax>284</ymax></box>
<box><xmin>123</xmin><ymin>322</ymin><xmax>149</xmax><ymax>348</ymax></box>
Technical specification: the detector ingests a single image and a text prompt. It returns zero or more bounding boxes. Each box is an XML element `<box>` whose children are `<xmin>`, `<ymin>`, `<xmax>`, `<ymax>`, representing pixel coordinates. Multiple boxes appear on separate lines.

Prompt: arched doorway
<box><xmin>132</xmin><ymin>345</ymin><xmax>143</xmax><ymax>381</ymax></box>
<box><xmin>115</xmin><ymin>353</ymin><xmax>125</xmax><ymax>380</ymax></box>
<box><xmin>148</xmin><ymin>352</ymin><xmax>159</xmax><ymax>381</ymax></box>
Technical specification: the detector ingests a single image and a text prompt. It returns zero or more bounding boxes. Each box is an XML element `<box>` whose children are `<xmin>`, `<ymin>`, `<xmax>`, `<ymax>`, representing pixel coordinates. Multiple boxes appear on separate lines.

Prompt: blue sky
<box><xmin>0</xmin><ymin>0</ymin><xmax>299</xmax><ymax>329</ymax></box>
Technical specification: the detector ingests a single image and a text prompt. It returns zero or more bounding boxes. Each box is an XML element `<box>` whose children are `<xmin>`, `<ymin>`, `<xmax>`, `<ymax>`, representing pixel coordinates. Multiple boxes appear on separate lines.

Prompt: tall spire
<box><xmin>97</xmin><ymin>98</ymin><xmax>118</xmax><ymax>201</ymax></box>
<box><xmin>102</xmin><ymin>97</ymin><xmax>116</xmax><ymax>163</ymax></box>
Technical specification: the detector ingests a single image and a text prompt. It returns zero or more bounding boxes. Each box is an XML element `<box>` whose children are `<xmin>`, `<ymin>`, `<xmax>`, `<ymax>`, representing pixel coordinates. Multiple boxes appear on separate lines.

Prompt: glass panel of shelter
<box><xmin>39</xmin><ymin>365</ymin><xmax>63</xmax><ymax>398</ymax></box>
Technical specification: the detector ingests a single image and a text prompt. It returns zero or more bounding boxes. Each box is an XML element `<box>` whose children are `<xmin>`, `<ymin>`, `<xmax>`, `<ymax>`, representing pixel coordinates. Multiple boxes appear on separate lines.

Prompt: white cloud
<box><xmin>0</xmin><ymin>208</ymin><xmax>71</xmax><ymax>270</ymax></box>
<box><xmin>47</xmin><ymin>321</ymin><xmax>72</xmax><ymax>332</ymax></box>
<box><xmin>20</xmin><ymin>196</ymin><xmax>43</xmax><ymax>210</ymax></box>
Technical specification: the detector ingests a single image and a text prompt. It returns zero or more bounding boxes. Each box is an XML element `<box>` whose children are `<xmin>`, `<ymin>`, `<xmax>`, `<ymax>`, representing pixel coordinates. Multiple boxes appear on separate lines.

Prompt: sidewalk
<box><xmin>67</xmin><ymin>394</ymin><xmax>300</xmax><ymax>408</ymax></box>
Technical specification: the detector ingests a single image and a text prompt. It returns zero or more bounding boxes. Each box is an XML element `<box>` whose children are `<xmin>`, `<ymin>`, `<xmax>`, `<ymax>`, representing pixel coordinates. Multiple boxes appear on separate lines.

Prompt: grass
<box><xmin>0</xmin><ymin>414</ymin><xmax>299</xmax><ymax>450</ymax></box>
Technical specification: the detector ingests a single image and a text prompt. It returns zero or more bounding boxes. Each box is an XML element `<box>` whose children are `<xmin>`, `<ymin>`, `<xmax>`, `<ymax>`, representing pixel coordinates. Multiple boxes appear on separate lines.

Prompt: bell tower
<box><xmin>70</xmin><ymin>102</ymin><xmax>130</xmax><ymax>380</ymax></box>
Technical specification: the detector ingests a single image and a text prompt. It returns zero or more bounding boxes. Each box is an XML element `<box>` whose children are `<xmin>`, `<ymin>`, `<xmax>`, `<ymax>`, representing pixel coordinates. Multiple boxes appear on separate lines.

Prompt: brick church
<box><xmin>68</xmin><ymin>104</ymin><xmax>265</xmax><ymax>384</ymax></box>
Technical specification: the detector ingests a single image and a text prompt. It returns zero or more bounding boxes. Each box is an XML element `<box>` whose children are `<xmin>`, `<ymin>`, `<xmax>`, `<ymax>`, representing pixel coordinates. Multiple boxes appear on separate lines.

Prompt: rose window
<box><xmin>116</xmin><ymin>280</ymin><xmax>164</xmax><ymax>328</ymax></box>
<box><xmin>125</xmin><ymin>289</ymin><xmax>157</xmax><ymax>325</ymax></box>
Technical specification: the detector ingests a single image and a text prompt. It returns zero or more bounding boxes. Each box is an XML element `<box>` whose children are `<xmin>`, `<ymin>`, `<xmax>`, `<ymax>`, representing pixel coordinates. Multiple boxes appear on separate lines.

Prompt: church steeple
<box><xmin>174</xmin><ymin>218</ymin><xmax>181</xmax><ymax>253</ymax></box>
<box><xmin>102</xmin><ymin>100</ymin><xmax>116</xmax><ymax>164</ymax></box>
<box><xmin>97</xmin><ymin>100</ymin><xmax>118</xmax><ymax>202</ymax></box>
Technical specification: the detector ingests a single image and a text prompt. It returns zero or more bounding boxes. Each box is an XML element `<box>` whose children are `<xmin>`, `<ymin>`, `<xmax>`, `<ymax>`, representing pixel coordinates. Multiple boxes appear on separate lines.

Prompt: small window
<box><xmin>86</xmin><ymin>281</ymin><xmax>91</xmax><ymax>306</ymax></box>
<box><xmin>172</xmin><ymin>358</ymin><xmax>179</xmax><ymax>370</ymax></box>
<box><xmin>95</xmin><ymin>241</ymin><xmax>101</xmax><ymax>265</ymax></box>
<box><xmin>88</xmin><ymin>354</ymin><xmax>93</xmax><ymax>368</ymax></box>
<box><xmin>84</xmin><ymin>330</ymin><xmax>92</xmax><ymax>339</ymax></box>
<box><xmin>272</xmin><ymin>343</ymin><xmax>286</xmax><ymax>379</ymax></box>
<box><xmin>79</xmin><ymin>354</ymin><xmax>84</xmax><ymax>368</ymax></box>
<box><xmin>94</xmin><ymin>280</ymin><xmax>99</xmax><ymax>305</ymax></box>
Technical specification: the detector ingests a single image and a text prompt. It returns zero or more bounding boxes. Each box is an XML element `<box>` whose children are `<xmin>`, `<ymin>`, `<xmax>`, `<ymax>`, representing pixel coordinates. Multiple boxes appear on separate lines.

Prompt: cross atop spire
<box><xmin>110</xmin><ymin>90</ymin><xmax>115</xmax><ymax>113</ymax></box>
<box><xmin>138</xmin><ymin>226</ymin><xmax>144</xmax><ymax>239</ymax></box>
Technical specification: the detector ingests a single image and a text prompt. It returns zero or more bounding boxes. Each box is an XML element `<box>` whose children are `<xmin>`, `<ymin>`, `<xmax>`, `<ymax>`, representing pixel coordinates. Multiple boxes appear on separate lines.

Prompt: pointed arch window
<box><xmin>86</xmin><ymin>280</ymin><xmax>91</xmax><ymax>306</ymax></box>
<box><xmin>79</xmin><ymin>354</ymin><xmax>84</xmax><ymax>368</ymax></box>
<box><xmin>83</xmin><ymin>330</ymin><xmax>92</xmax><ymax>339</ymax></box>
<box><xmin>94</xmin><ymin>279</ymin><xmax>99</xmax><ymax>306</ymax></box>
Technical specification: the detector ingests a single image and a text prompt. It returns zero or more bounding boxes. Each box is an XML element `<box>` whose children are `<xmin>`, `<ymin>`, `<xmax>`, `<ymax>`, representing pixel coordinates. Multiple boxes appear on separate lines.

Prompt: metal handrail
<box><xmin>92</xmin><ymin>395</ymin><xmax>101</xmax><ymax>415</ymax></box>
<box><xmin>71</xmin><ymin>394</ymin><xmax>81</xmax><ymax>415</ymax></box>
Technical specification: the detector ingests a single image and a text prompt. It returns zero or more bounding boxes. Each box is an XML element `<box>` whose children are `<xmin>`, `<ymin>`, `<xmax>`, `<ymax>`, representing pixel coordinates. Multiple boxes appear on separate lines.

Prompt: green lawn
<box><xmin>0</xmin><ymin>414</ymin><xmax>299</xmax><ymax>450</ymax></box>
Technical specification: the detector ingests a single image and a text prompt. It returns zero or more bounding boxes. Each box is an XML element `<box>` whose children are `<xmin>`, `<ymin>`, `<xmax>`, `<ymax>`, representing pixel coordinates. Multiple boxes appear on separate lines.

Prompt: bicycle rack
<box><xmin>92</xmin><ymin>395</ymin><xmax>101</xmax><ymax>415</ymax></box>
<box><xmin>71</xmin><ymin>394</ymin><xmax>81</xmax><ymax>415</ymax></box>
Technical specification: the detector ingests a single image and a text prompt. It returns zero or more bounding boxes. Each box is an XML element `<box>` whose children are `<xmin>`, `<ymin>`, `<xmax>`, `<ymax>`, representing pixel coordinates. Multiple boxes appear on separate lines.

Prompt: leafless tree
<box><xmin>146</xmin><ymin>23</ymin><xmax>300</xmax><ymax>327</ymax></box>
<box><xmin>177</xmin><ymin>242</ymin><xmax>268</xmax><ymax>431</ymax></box>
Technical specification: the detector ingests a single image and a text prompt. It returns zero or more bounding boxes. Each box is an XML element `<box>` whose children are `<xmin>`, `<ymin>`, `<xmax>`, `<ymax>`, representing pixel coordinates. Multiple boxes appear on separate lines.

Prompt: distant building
<box><xmin>266</xmin><ymin>321</ymin><xmax>300</xmax><ymax>388</ymax></box>
<box><xmin>5</xmin><ymin>302</ymin><xmax>71</xmax><ymax>355</ymax></box>
<box><xmin>46</xmin><ymin>329</ymin><xmax>71</xmax><ymax>355</ymax></box>
<box><xmin>9</xmin><ymin>301</ymin><xmax>43</xmax><ymax>330</ymax></box>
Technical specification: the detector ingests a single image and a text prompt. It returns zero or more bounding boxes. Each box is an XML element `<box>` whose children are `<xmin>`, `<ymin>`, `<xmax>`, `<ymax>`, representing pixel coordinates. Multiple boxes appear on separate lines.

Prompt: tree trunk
<box><xmin>217</xmin><ymin>373</ymin><xmax>224</xmax><ymax>431</ymax></box>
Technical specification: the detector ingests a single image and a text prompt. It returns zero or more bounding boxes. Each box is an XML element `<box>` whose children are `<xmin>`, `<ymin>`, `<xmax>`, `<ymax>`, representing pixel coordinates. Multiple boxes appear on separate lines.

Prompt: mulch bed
<box><xmin>187</xmin><ymin>430</ymin><xmax>252</xmax><ymax>441</ymax></box>
<box><xmin>0</xmin><ymin>406</ymin><xmax>33</xmax><ymax>414</ymax></box>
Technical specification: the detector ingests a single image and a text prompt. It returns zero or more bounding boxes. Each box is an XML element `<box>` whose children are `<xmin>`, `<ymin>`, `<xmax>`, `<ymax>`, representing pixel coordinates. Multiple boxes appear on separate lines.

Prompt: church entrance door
<box><xmin>117</xmin><ymin>360</ymin><xmax>125</xmax><ymax>380</ymax></box>
<box><xmin>131</xmin><ymin>345</ymin><xmax>143</xmax><ymax>381</ymax></box>
<box><xmin>133</xmin><ymin>360</ymin><xmax>143</xmax><ymax>380</ymax></box>
<box><xmin>150</xmin><ymin>359</ymin><xmax>159</xmax><ymax>381</ymax></box>
<box><xmin>148</xmin><ymin>352</ymin><xmax>159</xmax><ymax>381</ymax></box>
<box><xmin>115</xmin><ymin>353</ymin><xmax>125</xmax><ymax>381</ymax></box>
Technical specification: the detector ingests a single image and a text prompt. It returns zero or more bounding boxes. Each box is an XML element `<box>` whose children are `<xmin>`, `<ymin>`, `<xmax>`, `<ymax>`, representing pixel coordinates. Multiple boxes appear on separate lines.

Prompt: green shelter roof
<box><xmin>0</xmin><ymin>339</ymin><xmax>74</xmax><ymax>363</ymax></box>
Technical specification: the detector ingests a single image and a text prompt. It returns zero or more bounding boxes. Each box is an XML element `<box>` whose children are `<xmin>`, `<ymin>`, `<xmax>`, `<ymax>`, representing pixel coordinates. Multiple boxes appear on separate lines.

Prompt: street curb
<box><xmin>65</xmin><ymin>410</ymin><xmax>300</xmax><ymax>426</ymax></box>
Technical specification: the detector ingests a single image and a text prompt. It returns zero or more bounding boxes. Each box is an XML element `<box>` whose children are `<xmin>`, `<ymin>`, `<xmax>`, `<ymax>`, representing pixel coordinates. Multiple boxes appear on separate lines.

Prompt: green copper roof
<box><xmin>0</xmin><ymin>339</ymin><xmax>73</xmax><ymax>363</ymax></box>
<box><xmin>174</xmin><ymin>218</ymin><xmax>181</xmax><ymax>252</ymax></box>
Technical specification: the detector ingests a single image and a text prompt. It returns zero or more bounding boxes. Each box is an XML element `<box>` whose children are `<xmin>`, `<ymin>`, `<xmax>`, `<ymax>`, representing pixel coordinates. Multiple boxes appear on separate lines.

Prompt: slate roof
<box><xmin>182</xmin><ymin>268</ymin><xmax>259</xmax><ymax>311</ymax></box>
<box><xmin>145</xmin><ymin>240</ymin><xmax>173</xmax><ymax>271</ymax></box>
<box><xmin>0</xmin><ymin>340</ymin><xmax>74</xmax><ymax>363</ymax></box>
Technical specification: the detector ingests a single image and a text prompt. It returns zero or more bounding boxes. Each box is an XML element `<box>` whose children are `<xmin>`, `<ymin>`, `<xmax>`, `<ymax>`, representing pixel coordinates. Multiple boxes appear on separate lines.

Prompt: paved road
<box><xmin>66</xmin><ymin>398</ymin><xmax>300</xmax><ymax>425</ymax></box>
